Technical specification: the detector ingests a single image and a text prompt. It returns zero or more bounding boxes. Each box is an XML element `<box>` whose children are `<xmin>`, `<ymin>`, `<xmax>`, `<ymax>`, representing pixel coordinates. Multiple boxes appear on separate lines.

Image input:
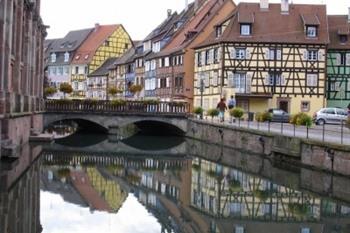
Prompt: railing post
<box><xmin>341</xmin><ymin>120</ymin><xmax>344</xmax><ymax>144</ymax></box>
<box><xmin>322</xmin><ymin>123</ymin><xmax>325</xmax><ymax>142</ymax></box>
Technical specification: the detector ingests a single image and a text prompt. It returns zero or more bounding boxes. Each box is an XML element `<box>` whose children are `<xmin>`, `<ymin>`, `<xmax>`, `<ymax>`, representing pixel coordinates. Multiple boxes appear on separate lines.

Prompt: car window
<box><xmin>324</xmin><ymin>108</ymin><xmax>336</xmax><ymax>114</ymax></box>
<box><xmin>336</xmin><ymin>109</ymin><xmax>347</xmax><ymax>116</ymax></box>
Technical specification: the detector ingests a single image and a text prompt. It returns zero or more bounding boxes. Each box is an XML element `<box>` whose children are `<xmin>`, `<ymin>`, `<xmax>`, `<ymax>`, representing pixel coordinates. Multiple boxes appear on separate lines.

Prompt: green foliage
<box><xmin>59</xmin><ymin>83</ymin><xmax>73</xmax><ymax>97</ymax></box>
<box><xmin>143</xmin><ymin>99</ymin><xmax>159</xmax><ymax>105</ymax></box>
<box><xmin>108</xmin><ymin>86</ymin><xmax>123</xmax><ymax>96</ymax></box>
<box><xmin>111</xmin><ymin>99</ymin><xmax>126</xmax><ymax>106</ymax></box>
<box><xmin>44</xmin><ymin>86</ymin><xmax>56</xmax><ymax>97</ymax></box>
<box><xmin>193</xmin><ymin>107</ymin><xmax>204</xmax><ymax>115</ymax></box>
<box><xmin>170</xmin><ymin>102</ymin><xmax>186</xmax><ymax>107</ymax></box>
<box><xmin>288</xmin><ymin>203</ymin><xmax>309</xmax><ymax>217</ymax></box>
<box><xmin>206</xmin><ymin>170</ymin><xmax>217</xmax><ymax>178</ymax></box>
<box><xmin>229</xmin><ymin>180</ymin><xmax>243</xmax><ymax>192</ymax></box>
<box><xmin>253</xmin><ymin>189</ymin><xmax>270</xmax><ymax>202</ymax></box>
<box><xmin>207</xmin><ymin>108</ymin><xmax>219</xmax><ymax>119</ymax></box>
<box><xmin>256</xmin><ymin>111</ymin><xmax>273</xmax><ymax>122</ymax></box>
<box><xmin>192</xmin><ymin>164</ymin><xmax>201</xmax><ymax>171</ymax></box>
<box><xmin>55</xmin><ymin>99</ymin><xmax>72</xmax><ymax>104</ymax></box>
<box><xmin>290</xmin><ymin>113</ymin><xmax>312</xmax><ymax>127</ymax></box>
<box><xmin>83</xmin><ymin>99</ymin><xmax>99</xmax><ymax>105</ymax></box>
<box><xmin>129</xmin><ymin>84</ymin><xmax>143</xmax><ymax>94</ymax></box>
<box><xmin>230</xmin><ymin>107</ymin><xmax>244</xmax><ymax>119</ymax></box>
<box><xmin>57</xmin><ymin>168</ymin><xmax>70</xmax><ymax>179</ymax></box>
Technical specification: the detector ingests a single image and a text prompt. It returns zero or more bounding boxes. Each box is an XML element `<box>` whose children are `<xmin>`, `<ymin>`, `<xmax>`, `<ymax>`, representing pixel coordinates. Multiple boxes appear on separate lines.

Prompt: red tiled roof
<box><xmin>72</xmin><ymin>24</ymin><xmax>120</xmax><ymax>64</ymax></box>
<box><xmin>195</xmin><ymin>3</ymin><xmax>329</xmax><ymax>49</ymax></box>
<box><xmin>328</xmin><ymin>15</ymin><xmax>350</xmax><ymax>49</ymax></box>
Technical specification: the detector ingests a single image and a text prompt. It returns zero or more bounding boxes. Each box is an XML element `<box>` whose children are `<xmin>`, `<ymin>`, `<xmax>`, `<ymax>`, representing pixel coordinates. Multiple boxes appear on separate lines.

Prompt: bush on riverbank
<box><xmin>290</xmin><ymin>113</ymin><xmax>312</xmax><ymax>127</ymax></box>
<box><xmin>193</xmin><ymin>107</ymin><xmax>203</xmax><ymax>116</ymax></box>
<box><xmin>207</xmin><ymin>108</ymin><xmax>219</xmax><ymax>120</ymax></box>
<box><xmin>229</xmin><ymin>108</ymin><xmax>244</xmax><ymax>119</ymax></box>
<box><xmin>255</xmin><ymin>111</ymin><xmax>272</xmax><ymax>122</ymax></box>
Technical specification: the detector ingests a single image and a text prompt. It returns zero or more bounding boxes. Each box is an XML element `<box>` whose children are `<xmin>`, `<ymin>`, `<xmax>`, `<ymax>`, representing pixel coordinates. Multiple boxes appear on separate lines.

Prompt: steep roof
<box><xmin>49</xmin><ymin>28</ymin><xmax>93</xmax><ymax>52</ymax></box>
<box><xmin>111</xmin><ymin>47</ymin><xmax>137</xmax><ymax>68</ymax></box>
<box><xmin>72</xmin><ymin>24</ymin><xmax>120</xmax><ymax>65</ymax></box>
<box><xmin>328</xmin><ymin>15</ymin><xmax>350</xmax><ymax>50</ymax></box>
<box><xmin>195</xmin><ymin>2</ymin><xmax>329</xmax><ymax>48</ymax></box>
<box><xmin>88</xmin><ymin>57</ymin><xmax>117</xmax><ymax>77</ymax></box>
<box><xmin>154</xmin><ymin>0</ymin><xmax>233</xmax><ymax>57</ymax></box>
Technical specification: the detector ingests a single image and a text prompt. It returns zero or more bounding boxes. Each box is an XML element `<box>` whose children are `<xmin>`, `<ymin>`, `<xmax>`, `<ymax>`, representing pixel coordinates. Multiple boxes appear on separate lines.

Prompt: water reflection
<box><xmin>2</xmin><ymin>138</ymin><xmax>350</xmax><ymax>233</ymax></box>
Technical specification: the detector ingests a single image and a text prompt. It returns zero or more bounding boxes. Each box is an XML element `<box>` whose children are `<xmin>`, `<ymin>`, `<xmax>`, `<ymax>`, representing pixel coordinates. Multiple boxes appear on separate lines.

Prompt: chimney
<box><xmin>167</xmin><ymin>9</ymin><xmax>172</xmax><ymax>18</ymax></box>
<box><xmin>260</xmin><ymin>0</ymin><xmax>269</xmax><ymax>10</ymax></box>
<box><xmin>94</xmin><ymin>23</ymin><xmax>100</xmax><ymax>32</ymax></box>
<box><xmin>281</xmin><ymin>0</ymin><xmax>289</xmax><ymax>14</ymax></box>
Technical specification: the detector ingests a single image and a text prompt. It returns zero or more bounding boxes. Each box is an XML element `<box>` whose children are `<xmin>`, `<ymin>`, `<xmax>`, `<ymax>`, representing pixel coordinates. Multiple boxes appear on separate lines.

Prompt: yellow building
<box><xmin>194</xmin><ymin>1</ymin><xmax>328</xmax><ymax>115</ymax></box>
<box><xmin>70</xmin><ymin>24</ymin><xmax>132</xmax><ymax>99</ymax></box>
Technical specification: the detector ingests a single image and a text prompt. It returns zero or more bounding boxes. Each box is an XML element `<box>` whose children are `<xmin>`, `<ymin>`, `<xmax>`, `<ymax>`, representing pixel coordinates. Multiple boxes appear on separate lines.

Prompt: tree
<box><xmin>59</xmin><ymin>83</ymin><xmax>73</xmax><ymax>99</ymax></box>
<box><xmin>129</xmin><ymin>84</ymin><xmax>143</xmax><ymax>98</ymax></box>
<box><xmin>108</xmin><ymin>86</ymin><xmax>123</xmax><ymax>99</ymax></box>
<box><xmin>44</xmin><ymin>86</ymin><xmax>56</xmax><ymax>98</ymax></box>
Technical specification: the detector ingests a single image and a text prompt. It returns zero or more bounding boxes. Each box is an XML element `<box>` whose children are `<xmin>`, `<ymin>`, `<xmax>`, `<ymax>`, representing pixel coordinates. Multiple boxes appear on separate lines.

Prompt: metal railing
<box><xmin>45</xmin><ymin>99</ymin><xmax>190</xmax><ymax>116</ymax></box>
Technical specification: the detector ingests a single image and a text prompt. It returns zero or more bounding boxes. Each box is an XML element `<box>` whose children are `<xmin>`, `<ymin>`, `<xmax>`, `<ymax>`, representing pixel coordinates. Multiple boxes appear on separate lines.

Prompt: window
<box><xmin>75</xmin><ymin>66</ymin><xmax>79</xmax><ymax>74</ymax></box>
<box><xmin>340</xmin><ymin>35</ymin><xmax>348</xmax><ymax>43</ymax></box>
<box><xmin>145</xmin><ymin>61</ymin><xmax>150</xmax><ymax>71</ymax></box>
<box><xmin>240</xmin><ymin>24</ymin><xmax>251</xmax><ymax>36</ymax></box>
<box><xmin>267</xmin><ymin>72</ymin><xmax>283</xmax><ymax>86</ymax></box>
<box><xmin>236</xmin><ymin>48</ymin><xmax>246</xmax><ymax>59</ymax></box>
<box><xmin>84</xmin><ymin>66</ymin><xmax>88</xmax><ymax>74</ymax></box>
<box><xmin>267</xmin><ymin>48</ymin><xmax>282</xmax><ymax>60</ymax></box>
<box><xmin>151</xmin><ymin>60</ymin><xmax>156</xmax><ymax>70</ymax></box>
<box><xmin>306</xmin><ymin>73</ymin><xmax>318</xmax><ymax>87</ymax></box>
<box><xmin>175</xmin><ymin>77</ymin><xmax>183</xmax><ymax>88</ymax></box>
<box><xmin>74</xmin><ymin>82</ymin><xmax>78</xmax><ymax>90</ymax></box>
<box><xmin>64</xmin><ymin>52</ymin><xmax>69</xmax><ymax>62</ymax></box>
<box><xmin>301</xmin><ymin>228</ymin><xmax>310</xmax><ymax>233</ymax></box>
<box><xmin>235</xmin><ymin>226</ymin><xmax>244</xmax><ymax>233</ymax></box>
<box><xmin>306</xmin><ymin>26</ymin><xmax>317</xmax><ymax>38</ymax></box>
<box><xmin>323</xmin><ymin>108</ymin><xmax>335</xmax><ymax>115</ymax></box>
<box><xmin>58</xmin><ymin>67</ymin><xmax>63</xmax><ymax>75</ymax></box>
<box><xmin>301</xmin><ymin>101</ymin><xmax>310</xmax><ymax>112</ymax></box>
<box><xmin>104</xmin><ymin>40</ymin><xmax>110</xmax><ymax>46</ymax></box>
<box><xmin>205</xmin><ymin>50</ymin><xmax>210</xmax><ymax>65</ymax></box>
<box><xmin>341</xmin><ymin>53</ymin><xmax>346</xmax><ymax>65</ymax></box>
<box><xmin>52</xmin><ymin>67</ymin><xmax>57</xmax><ymax>75</ymax></box>
<box><xmin>64</xmin><ymin>67</ymin><xmax>69</xmax><ymax>75</ymax></box>
<box><xmin>164</xmin><ymin>57</ymin><xmax>170</xmax><ymax>67</ymax></box>
<box><xmin>215</xmin><ymin>26</ymin><xmax>222</xmax><ymax>37</ymax></box>
<box><xmin>198</xmin><ymin>52</ymin><xmax>202</xmax><ymax>66</ymax></box>
<box><xmin>51</xmin><ymin>53</ymin><xmax>56</xmax><ymax>63</ymax></box>
<box><xmin>307</xmin><ymin>50</ymin><xmax>318</xmax><ymax>61</ymax></box>
<box><xmin>214</xmin><ymin>48</ymin><xmax>219</xmax><ymax>63</ymax></box>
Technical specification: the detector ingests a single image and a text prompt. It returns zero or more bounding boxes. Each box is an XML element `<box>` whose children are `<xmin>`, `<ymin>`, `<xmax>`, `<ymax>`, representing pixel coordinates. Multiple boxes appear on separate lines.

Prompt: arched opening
<box><xmin>133</xmin><ymin>120</ymin><xmax>185</xmax><ymax>136</ymax></box>
<box><xmin>46</xmin><ymin>119</ymin><xmax>108</xmax><ymax>134</ymax></box>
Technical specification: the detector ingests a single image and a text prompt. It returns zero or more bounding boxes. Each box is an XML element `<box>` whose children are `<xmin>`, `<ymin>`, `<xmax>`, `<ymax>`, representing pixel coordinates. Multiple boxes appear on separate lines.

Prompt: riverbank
<box><xmin>186</xmin><ymin>118</ymin><xmax>350</xmax><ymax>177</ymax></box>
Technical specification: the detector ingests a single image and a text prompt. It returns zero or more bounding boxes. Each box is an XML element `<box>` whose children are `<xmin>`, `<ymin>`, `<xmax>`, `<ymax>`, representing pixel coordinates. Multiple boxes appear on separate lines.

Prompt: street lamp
<box><xmin>200</xmin><ymin>75</ymin><xmax>204</xmax><ymax>119</ymax></box>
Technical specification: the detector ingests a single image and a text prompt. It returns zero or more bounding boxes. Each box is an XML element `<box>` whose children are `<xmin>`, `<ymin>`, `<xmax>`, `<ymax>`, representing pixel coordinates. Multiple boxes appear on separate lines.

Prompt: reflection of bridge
<box><xmin>44</xmin><ymin>100</ymin><xmax>190</xmax><ymax>134</ymax></box>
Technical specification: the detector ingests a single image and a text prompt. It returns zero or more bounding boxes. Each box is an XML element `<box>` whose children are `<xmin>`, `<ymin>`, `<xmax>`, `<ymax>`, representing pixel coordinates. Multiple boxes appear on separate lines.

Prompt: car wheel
<box><xmin>316</xmin><ymin>119</ymin><xmax>325</xmax><ymax>125</ymax></box>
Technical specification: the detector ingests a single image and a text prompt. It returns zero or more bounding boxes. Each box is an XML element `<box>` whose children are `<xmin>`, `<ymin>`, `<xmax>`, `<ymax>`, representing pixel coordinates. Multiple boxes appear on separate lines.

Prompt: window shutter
<box><xmin>265</xmin><ymin>74</ymin><xmax>270</xmax><ymax>85</ymax></box>
<box><xmin>318</xmin><ymin>50</ymin><xmax>323</xmax><ymax>61</ymax></box>
<box><xmin>303</xmin><ymin>50</ymin><xmax>308</xmax><ymax>60</ymax></box>
<box><xmin>265</xmin><ymin>49</ymin><xmax>270</xmax><ymax>60</ymax></box>
<box><xmin>201</xmin><ymin>51</ymin><xmax>206</xmax><ymax>66</ymax></box>
<box><xmin>166</xmin><ymin>77</ymin><xmax>170</xmax><ymax>87</ymax></box>
<box><xmin>246</xmin><ymin>74</ymin><xmax>252</xmax><ymax>93</ymax></box>
<box><xmin>228</xmin><ymin>72</ymin><xmax>234</xmax><ymax>87</ymax></box>
<box><xmin>230</xmin><ymin>47</ymin><xmax>236</xmax><ymax>59</ymax></box>
<box><xmin>195</xmin><ymin>53</ymin><xmax>198</xmax><ymax>67</ymax></box>
<box><xmin>346</xmin><ymin>53</ymin><xmax>350</xmax><ymax>66</ymax></box>
<box><xmin>336</xmin><ymin>54</ymin><xmax>341</xmax><ymax>66</ymax></box>
<box><xmin>277</xmin><ymin>49</ymin><xmax>282</xmax><ymax>60</ymax></box>
<box><xmin>157</xmin><ymin>78</ymin><xmax>161</xmax><ymax>88</ymax></box>
<box><xmin>218</xmin><ymin>47</ymin><xmax>222</xmax><ymax>62</ymax></box>
<box><xmin>209</xmin><ymin>49</ymin><xmax>214</xmax><ymax>64</ymax></box>
<box><xmin>246</xmin><ymin>49</ymin><xmax>251</xmax><ymax>59</ymax></box>
<box><xmin>205</xmin><ymin>74</ymin><xmax>210</xmax><ymax>87</ymax></box>
<box><xmin>281</xmin><ymin>74</ymin><xmax>286</xmax><ymax>85</ymax></box>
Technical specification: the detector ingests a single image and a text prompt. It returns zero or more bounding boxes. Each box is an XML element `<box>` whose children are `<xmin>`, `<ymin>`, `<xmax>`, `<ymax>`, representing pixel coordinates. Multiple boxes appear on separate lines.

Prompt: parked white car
<box><xmin>313</xmin><ymin>108</ymin><xmax>348</xmax><ymax>125</ymax></box>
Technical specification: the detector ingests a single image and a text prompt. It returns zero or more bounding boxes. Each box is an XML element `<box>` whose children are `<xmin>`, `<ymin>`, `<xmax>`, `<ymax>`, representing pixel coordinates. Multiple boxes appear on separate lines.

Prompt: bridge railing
<box><xmin>45</xmin><ymin>99</ymin><xmax>190</xmax><ymax>115</ymax></box>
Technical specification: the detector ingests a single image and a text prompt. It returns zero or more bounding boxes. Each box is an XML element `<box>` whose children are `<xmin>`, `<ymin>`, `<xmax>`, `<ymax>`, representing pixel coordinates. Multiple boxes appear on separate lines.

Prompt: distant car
<box><xmin>313</xmin><ymin>107</ymin><xmax>348</xmax><ymax>125</ymax></box>
<box><xmin>268</xmin><ymin>108</ymin><xmax>290</xmax><ymax>123</ymax></box>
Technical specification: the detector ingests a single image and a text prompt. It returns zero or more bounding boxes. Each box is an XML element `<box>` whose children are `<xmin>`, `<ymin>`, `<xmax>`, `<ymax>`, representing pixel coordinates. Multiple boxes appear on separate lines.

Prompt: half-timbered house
<box><xmin>327</xmin><ymin>14</ymin><xmax>350</xmax><ymax>108</ymax></box>
<box><xmin>194</xmin><ymin>0</ymin><xmax>329</xmax><ymax>115</ymax></box>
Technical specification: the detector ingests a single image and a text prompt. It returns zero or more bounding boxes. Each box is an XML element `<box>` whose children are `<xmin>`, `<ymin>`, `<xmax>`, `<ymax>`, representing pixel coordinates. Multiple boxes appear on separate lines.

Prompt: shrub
<box><xmin>290</xmin><ymin>113</ymin><xmax>312</xmax><ymax>127</ymax></box>
<box><xmin>261</xmin><ymin>111</ymin><xmax>272</xmax><ymax>122</ymax></box>
<box><xmin>255</xmin><ymin>112</ymin><xmax>262</xmax><ymax>122</ymax></box>
<box><xmin>129</xmin><ymin>84</ymin><xmax>143</xmax><ymax>94</ymax></box>
<box><xmin>108</xmin><ymin>86</ymin><xmax>123</xmax><ymax>97</ymax></box>
<box><xmin>193</xmin><ymin>107</ymin><xmax>203</xmax><ymax>115</ymax></box>
<box><xmin>56</xmin><ymin>99</ymin><xmax>72</xmax><ymax>104</ymax></box>
<box><xmin>143</xmin><ymin>99</ymin><xmax>159</xmax><ymax>105</ymax></box>
<box><xmin>230</xmin><ymin>107</ymin><xmax>244</xmax><ymax>119</ymax></box>
<box><xmin>44</xmin><ymin>86</ymin><xmax>56</xmax><ymax>97</ymax></box>
<box><xmin>253</xmin><ymin>189</ymin><xmax>270</xmax><ymax>201</ymax></box>
<box><xmin>59</xmin><ymin>83</ymin><xmax>73</xmax><ymax>98</ymax></box>
<box><xmin>111</xmin><ymin>99</ymin><xmax>126</xmax><ymax>106</ymax></box>
<box><xmin>207</xmin><ymin>108</ymin><xmax>219</xmax><ymax>119</ymax></box>
<box><xmin>57</xmin><ymin>168</ymin><xmax>70</xmax><ymax>178</ymax></box>
<box><xmin>288</xmin><ymin>203</ymin><xmax>309</xmax><ymax>217</ymax></box>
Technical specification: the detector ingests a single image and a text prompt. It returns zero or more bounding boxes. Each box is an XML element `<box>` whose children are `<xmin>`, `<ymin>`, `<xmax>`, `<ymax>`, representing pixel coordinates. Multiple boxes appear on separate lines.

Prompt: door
<box><xmin>279</xmin><ymin>101</ymin><xmax>289</xmax><ymax>113</ymax></box>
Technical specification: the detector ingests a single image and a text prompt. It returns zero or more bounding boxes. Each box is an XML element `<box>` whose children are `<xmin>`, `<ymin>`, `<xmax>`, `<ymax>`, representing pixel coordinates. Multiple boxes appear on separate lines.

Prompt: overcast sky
<box><xmin>41</xmin><ymin>0</ymin><xmax>349</xmax><ymax>40</ymax></box>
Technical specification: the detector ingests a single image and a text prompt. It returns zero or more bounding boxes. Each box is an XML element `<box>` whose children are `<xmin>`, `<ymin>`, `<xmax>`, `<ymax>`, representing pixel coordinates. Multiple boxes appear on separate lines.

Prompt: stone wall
<box><xmin>186</xmin><ymin>119</ymin><xmax>350</xmax><ymax>177</ymax></box>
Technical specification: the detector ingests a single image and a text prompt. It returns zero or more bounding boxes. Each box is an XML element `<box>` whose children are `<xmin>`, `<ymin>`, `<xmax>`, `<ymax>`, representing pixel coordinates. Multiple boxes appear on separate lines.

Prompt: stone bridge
<box><xmin>44</xmin><ymin>100</ymin><xmax>190</xmax><ymax>134</ymax></box>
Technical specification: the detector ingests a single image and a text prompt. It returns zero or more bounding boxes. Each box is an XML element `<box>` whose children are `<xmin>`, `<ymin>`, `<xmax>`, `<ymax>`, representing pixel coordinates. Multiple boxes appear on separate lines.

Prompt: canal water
<box><xmin>1</xmin><ymin>133</ymin><xmax>350</xmax><ymax>233</ymax></box>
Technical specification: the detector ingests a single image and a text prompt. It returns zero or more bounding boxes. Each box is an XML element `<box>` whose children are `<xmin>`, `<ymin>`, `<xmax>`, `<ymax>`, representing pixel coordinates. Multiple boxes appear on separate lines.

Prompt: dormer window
<box><xmin>306</xmin><ymin>26</ymin><xmax>317</xmax><ymax>38</ymax></box>
<box><xmin>240</xmin><ymin>24</ymin><xmax>251</xmax><ymax>36</ymax></box>
<box><xmin>51</xmin><ymin>53</ymin><xmax>56</xmax><ymax>63</ymax></box>
<box><xmin>64</xmin><ymin>52</ymin><xmax>69</xmax><ymax>62</ymax></box>
<box><xmin>340</xmin><ymin>35</ymin><xmax>348</xmax><ymax>43</ymax></box>
<box><xmin>215</xmin><ymin>26</ymin><xmax>222</xmax><ymax>38</ymax></box>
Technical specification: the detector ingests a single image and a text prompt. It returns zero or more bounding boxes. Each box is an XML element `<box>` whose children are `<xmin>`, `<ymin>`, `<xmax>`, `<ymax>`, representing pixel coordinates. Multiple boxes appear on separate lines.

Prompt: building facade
<box><xmin>194</xmin><ymin>1</ymin><xmax>328</xmax><ymax>116</ymax></box>
<box><xmin>70</xmin><ymin>24</ymin><xmax>132</xmax><ymax>99</ymax></box>
<box><xmin>0</xmin><ymin>0</ymin><xmax>47</xmax><ymax>151</ymax></box>
<box><xmin>46</xmin><ymin>29</ymin><xmax>92</xmax><ymax>99</ymax></box>
<box><xmin>327</xmin><ymin>15</ymin><xmax>350</xmax><ymax>108</ymax></box>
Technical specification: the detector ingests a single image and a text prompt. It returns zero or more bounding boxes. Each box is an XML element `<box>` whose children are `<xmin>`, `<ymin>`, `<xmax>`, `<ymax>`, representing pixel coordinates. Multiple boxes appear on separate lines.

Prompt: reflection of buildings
<box><xmin>190</xmin><ymin>157</ymin><xmax>350</xmax><ymax>233</ymax></box>
<box><xmin>0</xmin><ymin>145</ymin><xmax>42</xmax><ymax>233</ymax></box>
